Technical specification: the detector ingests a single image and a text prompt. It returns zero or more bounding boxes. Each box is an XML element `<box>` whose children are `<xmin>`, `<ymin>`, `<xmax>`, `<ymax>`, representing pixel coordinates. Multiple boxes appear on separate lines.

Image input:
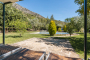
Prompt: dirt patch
<box><xmin>11</xmin><ymin>37</ymin><xmax>80</xmax><ymax>58</ymax></box>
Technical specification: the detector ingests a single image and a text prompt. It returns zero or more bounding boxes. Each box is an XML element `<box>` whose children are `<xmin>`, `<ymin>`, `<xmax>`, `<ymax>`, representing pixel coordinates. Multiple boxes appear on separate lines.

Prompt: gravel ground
<box><xmin>11</xmin><ymin>37</ymin><xmax>80</xmax><ymax>58</ymax></box>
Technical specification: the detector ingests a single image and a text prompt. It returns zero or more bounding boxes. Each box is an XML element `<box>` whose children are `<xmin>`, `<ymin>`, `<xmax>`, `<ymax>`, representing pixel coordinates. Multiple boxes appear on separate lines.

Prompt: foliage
<box><xmin>0</xmin><ymin>3</ymin><xmax>65</xmax><ymax>32</ymax></box>
<box><xmin>0</xmin><ymin>3</ymin><xmax>29</xmax><ymax>29</ymax></box>
<box><xmin>58</xmin><ymin>28</ymin><xmax>61</xmax><ymax>32</ymax></box>
<box><xmin>65</xmin><ymin>18</ymin><xmax>71</xmax><ymax>23</ymax></box>
<box><xmin>73</xmin><ymin>16</ymin><xmax>83</xmax><ymax>32</ymax></box>
<box><xmin>66</xmin><ymin>23</ymin><xmax>74</xmax><ymax>37</ymax></box>
<box><xmin>65</xmin><ymin>18</ymin><xmax>75</xmax><ymax>25</ymax></box>
<box><xmin>29</xmin><ymin>18</ymin><xmax>40</xmax><ymax>30</ymax></box>
<box><xmin>65</xmin><ymin>16</ymin><xmax>83</xmax><ymax>32</ymax></box>
<box><xmin>74</xmin><ymin>0</ymin><xmax>90</xmax><ymax>15</ymax></box>
<box><xmin>80</xmin><ymin>28</ymin><xmax>84</xmax><ymax>32</ymax></box>
<box><xmin>63</xmin><ymin>25</ymin><xmax>67</xmax><ymax>32</ymax></box>
<box><xmin>9</xmin><ymin>19</ymin><xmax>28</xmax><ymax>36</ymax></box>
<box><xmin>48</xmin><ymin>20</ymin><xmax>57</xmax><ymax>36</ymax></box>
<box><xmin>45</xmin><ymin>24</ymin><xmax>49</xmax><ymax>30</ymax></box>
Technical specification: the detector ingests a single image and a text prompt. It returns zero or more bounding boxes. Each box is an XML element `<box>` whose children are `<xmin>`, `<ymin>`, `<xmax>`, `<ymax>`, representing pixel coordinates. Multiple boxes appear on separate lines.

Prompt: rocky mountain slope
<box><xmin>12</xmin><ymin>3</ymin><xmax>44</xmax><ymax>18</ymax></box>
<box><xmin>12</xmin><ymin>3</ymin><xmax>65</xmax><ymax>26</ymax></box>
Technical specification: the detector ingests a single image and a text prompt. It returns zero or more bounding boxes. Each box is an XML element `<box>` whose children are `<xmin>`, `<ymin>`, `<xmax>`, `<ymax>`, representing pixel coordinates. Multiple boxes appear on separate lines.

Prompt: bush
<box><xmin>63</xmin><ymin>25</ymin><xmax>67</xmax><ymax>32</ymax></box>
<box><xmin>58</xmin><ymin>28</ymin><xmax>62</xmax><ymax>32</ymax></box>
<box><xmin>57</xmin><ymin>26</ymin><xmax>61</xmax><ymax>30</ymax></box>
<box><xmin>48</xmin><ymin>20</ymin><xmax>57</xmax><ymax>36</ymax></box>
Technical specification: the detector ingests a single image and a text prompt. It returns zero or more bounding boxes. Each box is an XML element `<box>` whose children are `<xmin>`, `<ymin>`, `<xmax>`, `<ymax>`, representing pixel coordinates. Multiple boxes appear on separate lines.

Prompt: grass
<box><xmin>0</xmin><ymin>32</ymin><xmax>48</xmax><ymax>44</ymax></box>
<box><xmin>0</xmin><ymin>31</ymin><xmax>63</xmax><ymax>44</ymax></box>
<box><xmin>54</xmin><ymin>32</ymin><xmax>90</xmax><ymax>59</ymax></box>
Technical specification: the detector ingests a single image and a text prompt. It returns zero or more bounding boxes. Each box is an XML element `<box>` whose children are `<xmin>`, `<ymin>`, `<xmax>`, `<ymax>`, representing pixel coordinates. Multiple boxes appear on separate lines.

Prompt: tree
<box><xmin>65</xmin><ymin>18</ymin><xmax>75</xmax><ymax>25</ymax></box>
<box><xmin>74</xmin><ymin>0</ymin><xmax>90</xmax><ymax>15</ymax></box>
<box><xmin>65</xmin><ymin>18</ymin><xmax>71</xmax><ymax>23</ymax></box>
<box><xmin>9</xmin><ymin>19</ymin><xmax>28</xmax><ymax>36</ymax></box>
<box><xmin>66</xmin><ymin>23</ymin><xmax>74</xmax><ymax>37</ymax></box>
<box><xmin>45</xmin><ymin>24</ymin><xmax>49</xmax><ymax>30</ymax></box>
<box><xmin>0</xmin><ymin>3</ymin><xmax>28</xmax><ymax>29</ymax></box>
<box><xmin>50</xmin><ymin>15</ymin><xmax>54</xmax><ymax>20</ymax></box>
<box><xmin>0</xmin><ymin>3</ymin><xmax>66</xmax><ymax>32</ymax></box>
<box><xmin>73</xmin><ymin>16</ymin><xmax>83</xmax><ymax>32</ymax></box>
<box><xmin>29</xmin><ymin>18</ymin><xmax>40</xmax><ymax>30</ymax></box>
<box><xmin>48</xmin><ymin>20</ymin><xmax>57</xmax><ymax>36</ymax></box>
<box><xmin>63</xmin><ymin>25</ymin><xmax>67</xmax><ymax>32</ymax></box>
<box><xmin>65</xmin><ymin>16</ymin><xmax>83</xmax><ymax>32</ymax></box>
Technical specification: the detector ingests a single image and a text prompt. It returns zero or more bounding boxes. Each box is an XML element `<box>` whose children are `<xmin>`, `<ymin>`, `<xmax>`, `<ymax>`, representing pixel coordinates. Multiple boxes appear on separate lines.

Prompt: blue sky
<box><xmin>17</xmin><ymin>0</ymin><xmax>79</xmax><ymax>21</ymax></box>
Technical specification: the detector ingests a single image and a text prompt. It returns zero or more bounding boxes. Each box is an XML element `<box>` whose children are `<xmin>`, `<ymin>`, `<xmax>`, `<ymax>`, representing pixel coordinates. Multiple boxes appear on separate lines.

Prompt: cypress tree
<box><xmin>63</xmin><ymin>25</ymin><xmax>67</xmax><ymax>32</ymax></box>
<box><xmin>48</xmin><ymin>20</ymin><xmax>57</xmax><ymax>36</ymax></box>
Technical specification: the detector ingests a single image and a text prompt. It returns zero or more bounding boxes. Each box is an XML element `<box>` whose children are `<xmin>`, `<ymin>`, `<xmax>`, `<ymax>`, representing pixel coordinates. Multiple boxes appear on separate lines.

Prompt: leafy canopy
<box><xmin>74</xmin><ymin>0</ymin><xmax>90</xmax><ymax>15</ymax></box>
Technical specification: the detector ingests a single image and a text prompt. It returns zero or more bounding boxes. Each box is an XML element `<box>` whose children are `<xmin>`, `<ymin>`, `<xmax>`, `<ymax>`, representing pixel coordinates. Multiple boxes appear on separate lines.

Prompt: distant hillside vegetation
<box><xmin>0</xmin><ymin>3</ymin><xmax>65</xmax><ymax>31</ymax></box>
<box><xmin>12</xmin><ymin>3</ymin><xmax>65</xmax><ymax>29</ymax></box>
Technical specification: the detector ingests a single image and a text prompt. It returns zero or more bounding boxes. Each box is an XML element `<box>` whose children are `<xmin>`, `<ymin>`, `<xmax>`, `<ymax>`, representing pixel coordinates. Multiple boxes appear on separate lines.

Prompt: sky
<box><xmin>16</xmin><ymin>0</ymin><xmax>79</xmax><ymax>21</ymax></box>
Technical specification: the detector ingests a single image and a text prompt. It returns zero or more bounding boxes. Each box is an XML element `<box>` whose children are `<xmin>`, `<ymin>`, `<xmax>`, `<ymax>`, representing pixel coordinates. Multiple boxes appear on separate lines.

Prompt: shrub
<box><xmin>48</xmin><ymin>20</ymin><xmax>57</xmax><ymax>36</ymax></box>
<box><xmin>58</xmin><ymin>28</ymin><xmax>62</xmax><ymax>32</ymax></box>
<box><xmin>63</xmin><ymin>25</ymin><xmax>67</xmax><ymax>32</ymax></box>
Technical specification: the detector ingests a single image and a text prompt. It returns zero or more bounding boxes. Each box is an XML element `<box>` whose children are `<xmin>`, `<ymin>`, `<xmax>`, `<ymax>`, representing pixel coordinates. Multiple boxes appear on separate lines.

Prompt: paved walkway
<box><xmin>11</xmin><ymin>37</ymin><xmax>80</xmax><ymax>58</ymax></box>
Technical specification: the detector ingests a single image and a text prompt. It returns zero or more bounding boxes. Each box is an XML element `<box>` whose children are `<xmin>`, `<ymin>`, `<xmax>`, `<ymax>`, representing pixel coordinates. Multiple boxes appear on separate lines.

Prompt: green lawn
<box><xmin>53</xmin><ymin>32</ymin><xmax>90</xmax><ymax>59</ymax></box>
<box><xmin>0</xmin><ymin>31</ymin><xmax>62</xmax><ymax>44</ymax></box>
<box><xmin>0</xmin><ymin>31</ymin><xmax>49</xmax><ymax>44</ymax></box>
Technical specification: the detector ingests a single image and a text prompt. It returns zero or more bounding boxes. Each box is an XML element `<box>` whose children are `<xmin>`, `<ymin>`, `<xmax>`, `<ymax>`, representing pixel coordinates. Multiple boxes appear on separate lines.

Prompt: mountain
<box><xmin>12</xmin><ymin>3</ymin><xmax>65</xmax><ymax>28</ymax></box>
<box><xmin>12</xmin><ymin>3</ymin><xmax>45</xmax><ymax>18</ymax></box>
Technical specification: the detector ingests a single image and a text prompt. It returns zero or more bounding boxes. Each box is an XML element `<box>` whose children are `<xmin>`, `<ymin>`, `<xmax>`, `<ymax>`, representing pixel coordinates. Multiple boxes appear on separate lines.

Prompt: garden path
<box><xmin>11</xmin><ymin>37</ymin><xmax>80</xmax><ymax>58</ymax></box>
